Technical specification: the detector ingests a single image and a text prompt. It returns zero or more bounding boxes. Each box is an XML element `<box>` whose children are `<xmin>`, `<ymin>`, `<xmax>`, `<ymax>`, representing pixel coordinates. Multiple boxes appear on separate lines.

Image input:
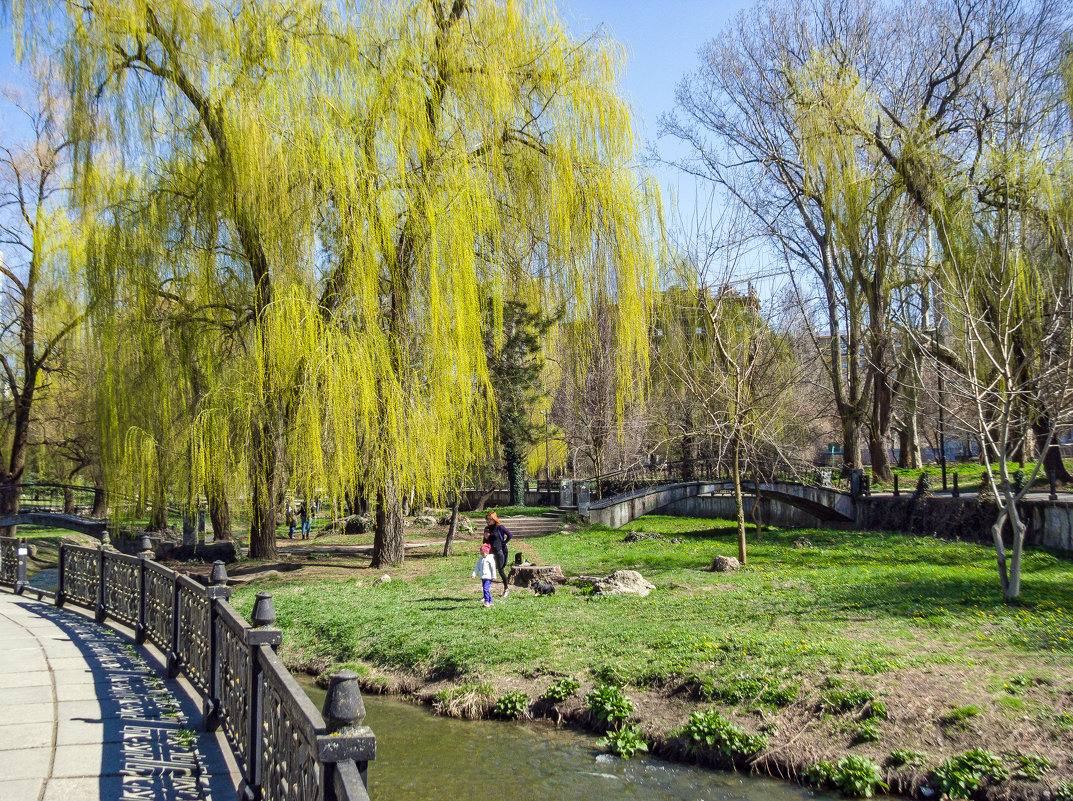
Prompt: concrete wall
<box><xmin>662</xmin><ymin>494</ymin><xmax>825</xmax><ymax>528</ymax></box>
<box><xmin>586</xmin><ymin>483</ymin><xmax>715</xmax><ymax>529</ymax></box>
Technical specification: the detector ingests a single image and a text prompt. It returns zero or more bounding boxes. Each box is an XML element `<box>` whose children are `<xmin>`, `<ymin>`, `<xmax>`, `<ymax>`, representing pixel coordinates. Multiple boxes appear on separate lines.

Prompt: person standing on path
<box><xmin>483</xmin><ymin>511</ymin><xmax>513</xmax><ymax>597</ymax></box>
<box><xmin>472</xmin><ymin>542</ymin><xmax>497</xmax><ymax>607</ymax></box>
<box><xmin>300</xmin><ymin>501</ymin><xmax>311</xmax><ymax>539</ymax></box>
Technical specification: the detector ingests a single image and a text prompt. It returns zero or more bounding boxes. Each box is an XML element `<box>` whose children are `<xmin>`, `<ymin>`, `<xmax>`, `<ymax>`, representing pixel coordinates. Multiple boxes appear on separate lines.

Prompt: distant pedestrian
<box><xmin>483</xmin><ymin>511</ymin><xmax>513</xmax><ymax>597</ymax></box>
<box><xmin>286</xmin><ymin>504</ymin><xmax>297</xmax><ymax>539</ymax></box>
<box><xmin>300</xmin><ymin>501</ymin><xmax>311</xmax><ymax>539</ymax></box>
<box><xmin>472</xmin><ymin>543</ymin><xmax>497</xmax><ymax>607</ymax></box>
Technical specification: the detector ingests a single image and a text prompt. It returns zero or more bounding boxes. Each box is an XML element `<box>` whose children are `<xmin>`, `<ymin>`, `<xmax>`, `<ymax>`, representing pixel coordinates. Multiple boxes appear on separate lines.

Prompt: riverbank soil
<box><xmin>214</xmin><ymin>517</ymin><xmax>1073</xmax><ymax>798</ymax></box>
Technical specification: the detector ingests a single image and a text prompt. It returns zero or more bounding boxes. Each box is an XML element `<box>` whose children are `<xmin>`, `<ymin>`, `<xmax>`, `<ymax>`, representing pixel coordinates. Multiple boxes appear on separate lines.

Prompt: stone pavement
<box><xmin>0</xmin><ymin>590</ymin><xmax>238</xmax><ymax>801</ymax></box>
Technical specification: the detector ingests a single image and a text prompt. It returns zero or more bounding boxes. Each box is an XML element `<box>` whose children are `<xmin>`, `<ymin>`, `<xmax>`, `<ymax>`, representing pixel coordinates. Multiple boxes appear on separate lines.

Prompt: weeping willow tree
<box><xmin>28</xmin><ymin>0</ymin><xmax>657</xmax><ymax>561</ymax></box>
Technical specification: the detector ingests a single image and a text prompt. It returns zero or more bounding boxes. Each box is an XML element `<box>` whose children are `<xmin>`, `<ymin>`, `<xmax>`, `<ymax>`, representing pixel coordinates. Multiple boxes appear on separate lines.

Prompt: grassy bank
<box><xmin>225</xmin><ymin>514</ymin><xmax>1073</xmax><ymax>798</ymax></box>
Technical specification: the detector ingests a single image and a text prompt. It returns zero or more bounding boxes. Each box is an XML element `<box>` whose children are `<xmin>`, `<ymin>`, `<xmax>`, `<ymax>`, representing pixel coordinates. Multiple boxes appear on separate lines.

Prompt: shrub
<box><xmin>543</xmin><ymin>676</ymin><xmax>580</xmax><ymax>702</ymax></box>
<box><xmin>888</xmin><ymin>748</ymin><xmax>928</xmax><ymax>768</ymax></box>
<box><xmin>492</xmin><ymin>691</ymin><xmax>529</xmax><ymax>720</ymax></box>
<box><xmin>932</xmin><ymin>749</ymin><xmax>1006</xmax><ymax>799</ymax></box>
<box><xmin>586</xmin><ymin>684</ymin><xmax>633</xmax><ymax>726</ymax></box>
<box><xmin>1013</xmin><ymin>753</ymin><xmax>1053</xmax><ymax>781</ymax></box>
<box><xmin>915</xmin><ymin>473</ymin><xmax>933</xmax><ymax>499</ymax></box>
<box><xmin>599</xmin><ymin>723</ymin><xmax>648</xmax><ymax>758</ymax></box>
<box><xmin>683</xmin><ymin>708</ymin><xmax>768</xmax><ymax>759</ymax></box>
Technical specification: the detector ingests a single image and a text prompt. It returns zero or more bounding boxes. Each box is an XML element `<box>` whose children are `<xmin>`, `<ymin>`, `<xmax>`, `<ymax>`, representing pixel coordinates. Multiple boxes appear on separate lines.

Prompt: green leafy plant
<box><xmin>174</xmin><ymin>728</ymin><xmax>197</xmax><ymax>748</ymax></box>
<box><xmin>591</xmin><ymin>664</ymin><xmax>628</xmax><ymax>687</ymax></box>
<box><xmin>804</xmin><ymin>760</ymin><xmax>838</xmax><ymax>786</ymax></box>
<box><xmin>804</xmin><ymin>757</ymin><xmax>888</xmax><ymax>798</ymax></box>
<box><xmin>598</xmin><ymin>722</ymin><xmax>648</xmax><ymax>757</ymax></box>
<box><xmin>1013</xmin><ymin>753</ymin><xmax>1053</xmax><ymax>781</ymax></box>
<box><xmin>712</xmin><ymin>673</ymin><xmax>765</xmax><ymax>703</ymax></box>
<box><xmin>543</xmin><ymin>676</ymin><xmax>580</xmax><ymax>702</ymax></box>
<box><xmin>760</xmin><ymin>682</ymin><xmax>800</xmax><ymax>707</ymax></box>
<box><xmin>915</xmin><ymin>473</ymin><xmax>933</xmax><ymax>499</ymax></box>
<box><xmin>832</xmin><ymin>756</ymin><xmax>888</xmax><ymax>798</ymax></box>
<box><xmin>492</xmin><ymin>691</ymin><xmax>529</xmax><ymax>720</ymax></box>
<box><xmin>865</xmin><ymin>699</ymin><xmax>887</xmax><ymax>720</ymax></box>
<box><xmin>932</xmin><ymin>749</ymin><xmax>1006</xmax><ymax>799</ymax></box>
<box><xmin>888</xmin><ymin>748</ymin><xmax>928</xmax><ymax>768</ymax></box>
<box><xmin>586</xmin><ymin>683</ymin><xmax>633</xmax><ymax>726</ymax></box>
<box><xmin>855</xmin><ymin>718</ymin><xmax>882</xmax><ymax>743</ymax></box>
<box><xmin>683</xmin><ymin>708</ymin><xmax>768</xmax><ymax>759</ymax></box>
<box><xmin>1054</xmin><ymin>780</ymin><xmax>1073</xmax><ymax>801</ymax></box>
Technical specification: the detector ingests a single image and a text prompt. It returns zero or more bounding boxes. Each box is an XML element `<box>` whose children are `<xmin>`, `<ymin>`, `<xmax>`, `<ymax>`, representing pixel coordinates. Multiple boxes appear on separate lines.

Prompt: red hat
<box><xmin>481</xmin><ymin>543</ymin><xmax>491</xmax><ymax>554</ymax></box>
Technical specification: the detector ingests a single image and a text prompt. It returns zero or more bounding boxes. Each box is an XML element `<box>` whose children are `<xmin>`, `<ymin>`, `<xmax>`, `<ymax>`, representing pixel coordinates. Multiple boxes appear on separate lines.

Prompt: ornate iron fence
<box><xmin>6</xmin><ymin>539</ymin><xmax>375</xmax><ymax>801</ymax></box>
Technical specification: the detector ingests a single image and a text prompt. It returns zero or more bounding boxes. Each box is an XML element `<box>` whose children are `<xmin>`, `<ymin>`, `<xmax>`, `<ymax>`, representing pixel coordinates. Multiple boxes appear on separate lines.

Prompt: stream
<box><xmin>298</xmin><ymin>678</ymin><xmax>835</xmax><ymax>801</ymax></box>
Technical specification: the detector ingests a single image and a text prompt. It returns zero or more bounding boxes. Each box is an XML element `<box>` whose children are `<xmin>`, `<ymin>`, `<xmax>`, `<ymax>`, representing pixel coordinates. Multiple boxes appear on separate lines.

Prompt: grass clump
<box><xmin>1054</xmin><ymin>780</ymin><xmax>1073</xmax><ymax>801</ymax></box>
<box><xmin>805</xmin><ymin>756</ymin><xmax>887</xmax><ymax>798</ymax></box>
<box><xmin>888</xmin><ymin>748</ymin><xmax>928</xmax><ymax>768</ymax></box>
<box><xmin>598</xmin><ymin>722</ymin><xmax>648</xmax><ymax>758</ymax></box>
<box><xmin>585</xmin><ymin>683</ymin><xmax>633</xmax><ymax>726</ymax></box>
<box><xmin>542</xmin><ymin>676</ymin><xmax>580</xmax><ymax>702</ymax></box>
<box><xmin>683</xmin><ymin>708</ymin><xmax>768</xmax><ymax>759</ymax></box>
<box><xmin>932</xmin><ymin>749</ymin><xmax>1006</xmax><ymax>799</ymax></box>
<box><xmin>432</xmin><ymin>683</ymin><xmax>494</xmax><ymax>720</ymax></box>
<box><xmin>820</xmin><ymin>679</ymin><xmax>873</xmax><ymax>713</ymax></box>
<box><xmin>855</xmin><ymin>718</ymin><xmax>882</xmax><ymax>743</ymax></box>
<box><xmin>492</xmin><ymin>691</ymin><xmax>529</xmax><ymax>720</ymax></box>
<box><xmin>940</xmin><ymin>705</ymin><xmax>982</xmax><ymax>727</ymax></box>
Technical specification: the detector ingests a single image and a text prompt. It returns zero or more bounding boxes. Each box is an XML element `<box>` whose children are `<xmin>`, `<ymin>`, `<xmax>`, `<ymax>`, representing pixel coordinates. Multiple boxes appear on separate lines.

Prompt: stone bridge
<box><xmin>581</xmin><ymin>479</ymin><xmax>856</xmax><ymax>529</ymax></box>
<box><xmin>0</xmin><ymin>512</ymin><xmax>107</xmax><ymax>537</ymax></box>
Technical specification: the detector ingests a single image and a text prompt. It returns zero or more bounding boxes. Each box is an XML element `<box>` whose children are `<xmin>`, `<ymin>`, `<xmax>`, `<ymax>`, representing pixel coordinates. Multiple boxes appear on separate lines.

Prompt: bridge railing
<box><xmin>577</xmin><ymin>456</ymin><xmax>849</xmax><ymax>504</ymax></box>
<box><xmin>11</xmin><ymin>540</ymin><xmax>376</xmax><ymax>801</ymax></box>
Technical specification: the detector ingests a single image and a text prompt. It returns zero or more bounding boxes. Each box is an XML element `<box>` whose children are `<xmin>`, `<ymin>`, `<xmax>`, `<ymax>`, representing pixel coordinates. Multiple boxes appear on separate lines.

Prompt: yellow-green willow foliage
<box><xmin>35</xmin><ymin>0</ymin><xmax>658</xmax><ymax>561</ymax></box>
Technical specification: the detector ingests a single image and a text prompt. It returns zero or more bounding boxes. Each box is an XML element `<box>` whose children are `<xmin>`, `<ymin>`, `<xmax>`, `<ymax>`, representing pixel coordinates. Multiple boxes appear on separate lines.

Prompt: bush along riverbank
<box><xmin>228</xmin><ymin>515</ymin><xmax>1073</xmax><ymax>800</ymax></box>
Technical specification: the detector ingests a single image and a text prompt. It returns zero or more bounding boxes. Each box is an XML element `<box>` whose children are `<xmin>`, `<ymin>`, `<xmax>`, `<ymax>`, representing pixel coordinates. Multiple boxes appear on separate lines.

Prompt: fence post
<box><xmin>95</xmin><ymin>539</ymin><xmax>108</xmax><ymax>623</ymax></box>
<box><xmin>136</xmin><ymin>536</ymin><xmax>153</xmax><ymax>644</ymax></box>
<box><xmin>203</xmin><ymin>561</ymin><xmax>231</xmax><ymax>732</ymax></box>
<box><xmin>15</xmin><ymin>538</ymin><xmax>28</xmax><ymax>595</ymax></box>
<box><xmin>245</xmin><ymin>592</ymin><xmax>280</xmax><ymax>800</ymax></box>
<box><xmin>168</xmin><ymin>574</ymin><xmax>181</xmax><ymax>678</ymax></box>
<box><xmin>893</xmin><ymin>474</ymin><xmax>899</xmax><ymax>497</ymax></box>
<box><xmin>952</xmin><ymin>472</ymin><xmax>960</xmax><ymax>499</ymax></box>
<box><xmin>320</xmin><ymin>670</ymin><xmax>377</xmax><ymax>799</ymax></box>
<box><xmin>55</xmin><ymin>543</ymin><xmax>66</xmax><ymax>607</ymax></box>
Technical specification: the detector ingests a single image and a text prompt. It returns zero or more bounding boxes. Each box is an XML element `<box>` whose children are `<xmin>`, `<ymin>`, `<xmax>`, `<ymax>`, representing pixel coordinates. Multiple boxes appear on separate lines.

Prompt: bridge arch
<box><xmin>582</xmin><ymin>480</ymin><xmax>856</xmax><ymax>529</ymax></box>
<box><xmin>0</xmin><ymin>512</ymin><xmax>107</xmax><ymax>537</ymax></box>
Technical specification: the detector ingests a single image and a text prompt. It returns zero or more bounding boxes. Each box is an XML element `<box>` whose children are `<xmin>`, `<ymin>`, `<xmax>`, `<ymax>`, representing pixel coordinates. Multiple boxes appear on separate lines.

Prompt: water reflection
<box><xmin>299</xmin><ymin>679</ymin><xmax>833</xmax><ymax>801</ymax></box>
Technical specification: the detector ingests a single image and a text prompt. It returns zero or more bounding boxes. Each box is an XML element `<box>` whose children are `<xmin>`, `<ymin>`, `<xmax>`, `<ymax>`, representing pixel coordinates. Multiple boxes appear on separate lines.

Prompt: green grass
<box><xmin>232</xmin><ymin>515</ymin><xmax>1073</xmax><ymax>688</ymax></box>
<box><xmin>869</xmin><ymin>462</ymin><xmax>1057</xmax><ymax>493</ymax></box>
<box><xmin>462</xmin><ymin>505</ymin><xmax>557</xmax><ymax>519</ymax></box>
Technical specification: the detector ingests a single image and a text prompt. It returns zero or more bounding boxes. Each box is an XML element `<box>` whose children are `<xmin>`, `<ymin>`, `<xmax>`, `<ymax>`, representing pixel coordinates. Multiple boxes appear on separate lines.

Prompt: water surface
<box><xmin>300</xmin><ymin>679</ymin><xmax>834</xmax><ymax>801</ymax></box>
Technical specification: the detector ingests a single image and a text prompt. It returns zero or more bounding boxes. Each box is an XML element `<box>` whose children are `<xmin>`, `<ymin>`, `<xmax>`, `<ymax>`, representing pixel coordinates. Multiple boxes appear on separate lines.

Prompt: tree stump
<box><xmin>508</xmin><ymin>564</ymin><xmax>565</xmax><ymax>587</ymax></box>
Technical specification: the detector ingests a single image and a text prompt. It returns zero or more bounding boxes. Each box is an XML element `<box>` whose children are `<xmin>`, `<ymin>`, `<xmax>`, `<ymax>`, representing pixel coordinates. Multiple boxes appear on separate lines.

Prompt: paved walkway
<box><xmin>0</xmin><ymin>590</ymin><xmax>237</xmax><ymax>801</ymax></box>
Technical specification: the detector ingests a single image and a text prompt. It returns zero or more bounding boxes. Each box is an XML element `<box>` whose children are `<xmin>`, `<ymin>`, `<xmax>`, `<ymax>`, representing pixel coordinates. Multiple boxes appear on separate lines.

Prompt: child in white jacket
<box><xmin>472</xmin><ymin>543</ymin><xmax>497</xmax><ymax>607</ymax></box>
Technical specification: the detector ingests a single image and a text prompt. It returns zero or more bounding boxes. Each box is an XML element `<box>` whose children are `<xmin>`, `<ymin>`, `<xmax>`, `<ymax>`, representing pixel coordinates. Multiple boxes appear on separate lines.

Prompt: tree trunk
<box><xmin>505</xmin><ymin>442</ymin><xmax>525</xmax><ymax>507</ymax></box>
<box><xmin>149</xmin><ymin>479</ymin><xmax>168</xmax><ymax>531</ymax></box>
<box><xmin>208</xmin><ymin>488</ymin><xmax>232</xmax><ymax>542</ymax></box>
<box><xmin>752</xmin><ymin>474</ymin><xmax>763</xmax><ymax>542</ymax></box>
<box><xmin>732</xmin><ymin>437</ymin><xmax>746</xmax><ymax>565</ymax></box>
<box><xmin>373</xmin><ymin>485</ymin><xmax>405</xmax><ymax>568</ymax></box>
<box><xmin>63</xmin><ymin>487</ymin><xmax>75</xmax><ymax>515</ymax></box>
<box><xmin>990</xmin><ymin>507</ymin><xmax>1010</xmax><ymax>597</ymax></box>
<box><xmin>1006</xmin><ymin>505</ymin><xmax>1025</xmax><ymax>600</ymax></box>
<box><xmin>842</xmin><ymin>418</ymin><xmax>862</xmax><ymax>473</ymax></box>
<box><xmin>91</xmin><ymin>479</ymin><xmax>107</xmax><ymax>517</ymax></box>
<box><xmin>897</xmin><ymin>414</ymin><xmax>921</xmax><ymax>468</ymax></box>
<box><xmin>1035</xmin><ymin>415</ymin><xmax>1073</xmax><ymax>483</ymax></box>
<box><xmin>443</xmin><ymin>495</ymin><xmax>460</xmax><ymax>557</ymax></box>
<box><xmin>474</xmin><ymin>485</ymin><xmax>496</xmax><ymax>512</ymax></box>
<box><xmin>869</xmin><ymin>369</ymin><xmax>894</xmax><ymax>482</ymax></box>
<box><xmin>248</xmin><ymin>450</ymin><xmax>279</xmax><ymax>559</ymax></box>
